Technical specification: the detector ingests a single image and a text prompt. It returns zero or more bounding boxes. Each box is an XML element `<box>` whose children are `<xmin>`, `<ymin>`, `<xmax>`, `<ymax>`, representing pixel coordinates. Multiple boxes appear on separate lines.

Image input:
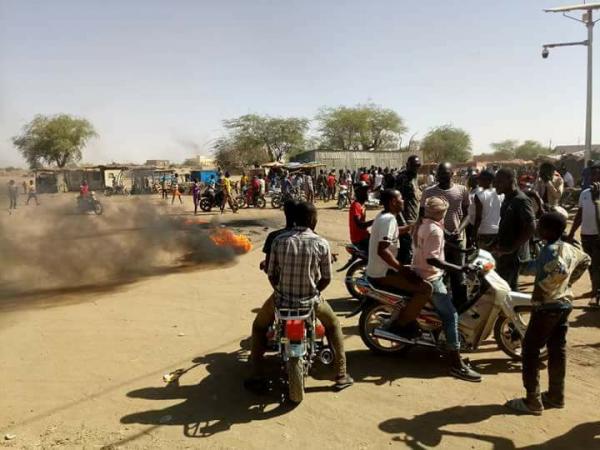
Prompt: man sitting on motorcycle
<box><xmin>367</xmin><ymin>189</ymin><xmax>432</xmax><ymax>338</ymax></box>
<box><xmin>349</xmin><ymin>182</ymin><xmax>373</xmax><ymax>253</ymax></box>
<box><xmin>412</xmin><ymin>196</ymin><xmax>482</xmax><ymax>382</ymax></box>
<box><xmin>246</xmin><ymin>201</ymin><xmax>353</xmax><ymax>392</ymax></box>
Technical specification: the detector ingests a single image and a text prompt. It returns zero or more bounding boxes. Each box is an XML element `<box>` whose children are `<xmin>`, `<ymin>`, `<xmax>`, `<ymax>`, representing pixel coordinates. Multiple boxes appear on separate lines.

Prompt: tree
<box><xmin>420</xmin><ymin>125</ymin><xmax>472</xmax><ymax>163</ymax></box>
<box><xmin>490</xmin><ymin>139</ymin><xmax>518</xmax><ymax>160</ymax></box>
<box><xmin>222</xmin><ymin>114</ymin><xmax>308</xmax><ymax>162</ymax></box>
<box><xmin>316</xmin><ymin>103</ymin><xmax>407</xmax><ymax>151</ymax></box>
<box><xmin>213</xmin><ymin>137</ymin><xmax>270</xmax><ymax>172</ymax></box>
<box><xmin>12</xmin><ymin>114</ymin><xmax>97</xmax><ymax>169</ymax></box>
<box><xmin>514</xmin><ymin>140</ymin><xmax>550</xmax><ymax>160</ymax></box>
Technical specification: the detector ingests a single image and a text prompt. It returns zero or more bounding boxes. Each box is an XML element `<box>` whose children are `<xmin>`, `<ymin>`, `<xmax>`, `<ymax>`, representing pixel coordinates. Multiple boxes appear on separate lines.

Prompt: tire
<box><xmin>493</xmin><ymin>306</ymin><xmax>549</xmax><ymax>361</ymax></box>
<box><xmin>358</xmin><ymin>302</ymin><xmax>410</xmax><ymax>355</ymax></box>
<box><xmin>287</xmin><ymin>357</ymin><xmax>305</xmax><ymax>404</ymax></box>
<box><xmin>256</xmin><ymin>196</ymin><xmax>266</xmax><ymax>209</ymax></box>
<box><xmin>93</xmin><ymin>202</ymin><xmax>103</xmax><ymax>215</ymax></box>
<box><xmin>337</xmin><ymin>196</ymin><xmax>347</xmax><ymax>210</ymax></box>
<box><xmin>345</xmin><ymin>260</ymin><xmax>367</xmax><ymax>299</ymax></box>
<box><xmin>199</xmin><ymin>198</ymin><xmax>212</xmax><ymax>212</ymax></box>
<box><xmin>271</xmin><ymin>195</ymin><xmax>281</xmax><ymax>209</ymax></box>
<box><xmin>104</xmin><ymin>188</ymin><xmax>112</xmax><ymax>197</ymax></box>
<box><xmin>236</xmin><ymin>196</ymin><xmax>246</xmax><ymax>209</ymax></box>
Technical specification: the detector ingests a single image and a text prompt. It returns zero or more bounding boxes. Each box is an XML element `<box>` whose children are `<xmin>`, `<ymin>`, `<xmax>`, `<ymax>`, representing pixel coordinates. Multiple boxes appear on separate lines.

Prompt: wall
<box><xmin>292</xmin><ymin>150</ymin><xmax>421</xmax><ymax>170</ymax></box>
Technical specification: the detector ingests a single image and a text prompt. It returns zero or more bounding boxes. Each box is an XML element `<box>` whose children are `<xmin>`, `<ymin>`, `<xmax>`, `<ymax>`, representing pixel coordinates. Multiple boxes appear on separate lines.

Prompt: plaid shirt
<box><xmin>268</xmin><ymin>227</ymin><xmax>332</xmax><ymax>308</ymax></box>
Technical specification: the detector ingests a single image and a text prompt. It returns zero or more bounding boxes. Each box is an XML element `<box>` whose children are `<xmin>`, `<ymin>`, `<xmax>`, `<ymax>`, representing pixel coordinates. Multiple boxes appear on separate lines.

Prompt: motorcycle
<box><xmin>266</xmin><ymin>301</ymin><xmax>333</xmax><ymax>403</ymax></box>
<box><xmin>104</xmin><ymin>185</ymin><xmax>129</xmax><ymax>197</ymax></box>
<box><xmin>354</xmin><ymin>248</ymin><xmax>546</xmax><ymax>361</ymax></box>
<box><xmin>271</xmin><ymin>188</ymin><xmax>305</xmax><ymax>209</ymax></box>
<box><xmin>337</xmin><ymin>244</ymin><xmax>368</xmax><ymax>299</ymax></box>
<box><xmin>77</xmin><ymin>192</ymin><xmax>103</xmax><ymax>215</ymax></box>
<box><xmin>238</xmin><ymin>186</ymin><xmax>267</xmax><ymax>209</ymax></box>
<box><xmin>199</xmin><ymin>188</ymin><xmax>237</xmax><ymax>212</ymax></box>
<box><xmin>337</xmin><ymin>185</ymin><xmax>349</xmax><ymax>209</ymax></box>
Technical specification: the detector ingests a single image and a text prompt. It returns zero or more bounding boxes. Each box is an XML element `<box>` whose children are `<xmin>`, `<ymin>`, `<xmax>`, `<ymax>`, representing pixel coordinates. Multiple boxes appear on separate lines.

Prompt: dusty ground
<box><xmin>0</xmin><ymin>191</ymin><xmax>599</xmax><ymax>449</ymax></box>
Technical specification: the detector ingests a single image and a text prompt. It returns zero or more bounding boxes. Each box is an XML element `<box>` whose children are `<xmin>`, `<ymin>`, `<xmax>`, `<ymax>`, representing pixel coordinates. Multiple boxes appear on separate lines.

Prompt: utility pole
<box><xmin>544</xmin><ymin>3</ymin><xmax>600</xmax><ymax>165</ymax></box>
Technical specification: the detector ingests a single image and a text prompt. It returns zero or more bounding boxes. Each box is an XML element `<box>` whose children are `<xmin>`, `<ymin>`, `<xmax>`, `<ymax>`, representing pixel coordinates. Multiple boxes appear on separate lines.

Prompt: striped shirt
<box><xmin>421</xmin><ymin>183</ymin><xmax>470</xmax><ymax>234</ymax></box>
<box><xmin>268</xmin><ymin>227</ymin><xmax>332</xmax><ymax>308</ymax></box>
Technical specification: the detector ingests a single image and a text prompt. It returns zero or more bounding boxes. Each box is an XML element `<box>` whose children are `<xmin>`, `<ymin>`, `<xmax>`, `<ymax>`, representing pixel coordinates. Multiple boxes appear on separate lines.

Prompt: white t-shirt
<box><xmin>258</xmin><ymin>179</ymin><xmax>266</xmax><ymax>195</ymax></box>
<box><xmin>579</xmin><ymin>188</ymin><xmax>599</xmax><ymax>235</ymax></box>
<box><xmin>476</xmin><ymin>188</ymin><xmax>503</xmax><ymax>234</ymax></box>
<box><xmin>367</xmin><ymin>212</ymin><xmax>399</xmax><ymax>278</ymax></box>
<box><xmin>374</xmin><ymin>173</ymin><xmax>384</xmax><ymax>189</ymax></box>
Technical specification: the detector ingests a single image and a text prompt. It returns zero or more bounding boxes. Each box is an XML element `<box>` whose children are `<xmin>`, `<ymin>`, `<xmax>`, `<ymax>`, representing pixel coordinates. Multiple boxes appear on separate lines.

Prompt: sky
<box><xmin>0</xmin><ymin>0</ymin><xmax>598</xmax><ymax>166</ymax></box>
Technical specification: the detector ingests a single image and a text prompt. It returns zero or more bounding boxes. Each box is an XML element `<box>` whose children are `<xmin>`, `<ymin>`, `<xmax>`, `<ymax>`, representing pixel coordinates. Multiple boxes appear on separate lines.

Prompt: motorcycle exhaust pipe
<box><xmin>373</xmin><ymin>329</ymin><xmax>437</xmax><ymax>348</ymax></box>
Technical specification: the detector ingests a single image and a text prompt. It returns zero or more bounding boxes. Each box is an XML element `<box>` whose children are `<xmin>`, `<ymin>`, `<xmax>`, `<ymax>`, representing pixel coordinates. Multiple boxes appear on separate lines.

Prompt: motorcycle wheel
<box><xmin>345</xmin><ymin>261</ymin><xmax>367</xmax><ymax>300</ymax></box>
<box><xmin>286</xmin><ymin>357</ymin><xmax>305</xmax><ymax>404</ymax></box>
<box><xmin>271</xmin><ymin>195</ymin><xmax>281</xmax><ymax>209</ymax></box>
<box><xmin>359</xmin><ymin>302</ymin><xmax>410</xmax><ymax>355</ymax></box>
<box><xmin>337</xmin><ymin>196</ymin><xmax>347</xmax><ymax>210</ymax></box>
<box><xmin>104</xmin><ymin>188</ymin><xmax>112</xmax><ymax>197</ymax></box>
<box><xmin>199</xmin><ymin>198</ymin><xmax>212</xmax><ymax>212</ymax></box>
<box><xmin>256</xmin><ymin>196</ymin><xmax>267</xmax><ymax>209</ymax></box>
<box><xmin>493</xmin><ymin>306</ymin><xmax>548</xmax><ymax>361</ymax></box>
<box><xmin>93</xmin><ymin>202</ymin><xmax>103</xmax><ymax>215</ymax></box>
<box><xmin>236</xmin><ymin>196</ymin><xmax>246</xmax><ymax>209</ymax></box>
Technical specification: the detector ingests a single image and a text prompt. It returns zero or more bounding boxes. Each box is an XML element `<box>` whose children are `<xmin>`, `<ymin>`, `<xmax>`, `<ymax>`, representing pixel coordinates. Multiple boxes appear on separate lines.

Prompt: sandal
<box><xmin>541</xmin><ymin>392</ymin><xmax>565</xmax><ymax>409</ymax></box>
<box><xmin>505</xmin><ymin>398</ymin><xmax>543</xmax><ymax>416</ymax></box>
<box><xmin>334</xmin><ymin>374</ymin><xmax>354</xmax><ymax>391</ymax></box>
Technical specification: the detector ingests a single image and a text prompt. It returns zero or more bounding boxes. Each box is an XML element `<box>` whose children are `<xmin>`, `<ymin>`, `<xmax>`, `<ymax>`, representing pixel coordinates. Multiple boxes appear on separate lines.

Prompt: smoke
<box><xmin>0</xmin><ymin>197</ymin><xmax>241</xmax><ymax>297</ymax></box>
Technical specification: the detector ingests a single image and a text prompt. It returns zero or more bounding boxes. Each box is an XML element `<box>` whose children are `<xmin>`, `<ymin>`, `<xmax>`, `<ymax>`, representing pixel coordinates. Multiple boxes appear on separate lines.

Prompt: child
<box><xmin>506</xmin><ymin>212</ymin><xmax>590</xmax><ymax>415</ymax></box>
<box><xmin>412</xmin><ymin>196</ymin><xmax>482</xmax><ymax>382</ymax></box>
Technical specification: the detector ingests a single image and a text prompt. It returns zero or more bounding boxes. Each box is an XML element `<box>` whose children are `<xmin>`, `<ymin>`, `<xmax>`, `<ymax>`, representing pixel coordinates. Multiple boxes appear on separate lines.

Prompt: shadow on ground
<box><xmin>379</xmin><ymin>404</ymin><xmax>600</xmax><ymax>449</ymax></box>
<box><xmin>119</xmin><ymin>349</ymin><xmax>297</xmax><ymax>440</ymax></box>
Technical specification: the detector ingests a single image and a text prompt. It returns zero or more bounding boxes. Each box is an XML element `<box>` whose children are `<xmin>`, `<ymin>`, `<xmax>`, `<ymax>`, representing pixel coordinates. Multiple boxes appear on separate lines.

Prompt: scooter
<box><xmin>337</xmin><ymin>185</ymin><xmax>349</xmax><ymax>209</ymax></box>
<box><xmin>354</xmin><ymin>249</ymin><xmax>545</xmax><ymax>361</ymax></box>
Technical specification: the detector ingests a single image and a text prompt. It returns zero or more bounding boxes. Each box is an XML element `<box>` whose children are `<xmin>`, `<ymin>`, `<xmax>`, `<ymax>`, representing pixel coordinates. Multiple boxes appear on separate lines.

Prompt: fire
<box><xmin>210</xmin><ymin>228</ymin><xmax>252</xmax><ymax>254</ymax></box>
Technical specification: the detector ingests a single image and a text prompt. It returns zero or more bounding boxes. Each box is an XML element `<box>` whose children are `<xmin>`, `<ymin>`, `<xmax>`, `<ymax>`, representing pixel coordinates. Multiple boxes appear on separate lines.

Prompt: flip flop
<box><xmin>505</xmin><ymin>398</ymin><xmax>543</xmax><ymax>416</ymax></box>
<box><xmin>541</xmin><ymin>392</ymin><xmax>565</xmax><ymax>409</ymax></box>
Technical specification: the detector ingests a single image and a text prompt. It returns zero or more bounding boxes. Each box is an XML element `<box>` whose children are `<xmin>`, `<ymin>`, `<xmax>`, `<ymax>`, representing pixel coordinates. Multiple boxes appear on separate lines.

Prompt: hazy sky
<box><xmin>0</xmin><ymin>0</ymin><xmax>598</xmax><ymax>166</ymax></box>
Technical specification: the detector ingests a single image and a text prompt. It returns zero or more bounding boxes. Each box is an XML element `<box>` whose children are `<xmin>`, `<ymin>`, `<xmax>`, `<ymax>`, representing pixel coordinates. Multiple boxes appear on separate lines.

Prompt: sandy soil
<box><xmin>0</xmin><ymin>192</ymin><xmax>599</xmax><ymax>449</ymax></box>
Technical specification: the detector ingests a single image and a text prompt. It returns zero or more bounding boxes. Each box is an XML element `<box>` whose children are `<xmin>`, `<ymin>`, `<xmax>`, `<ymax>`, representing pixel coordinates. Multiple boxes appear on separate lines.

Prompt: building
<box><xmin>144</xmin><ymin>159</ymin><xmax>170</xmax><ymax>168</ymax></box>
<box><xmin>291</xmin><ymin>150</ymin><xmax>421</xmax><ymax>171</ymax></box>
<box><xmin>554</xmin><ymin>144</ymin><xmax>600</xmax><ymax>156</ymax></box>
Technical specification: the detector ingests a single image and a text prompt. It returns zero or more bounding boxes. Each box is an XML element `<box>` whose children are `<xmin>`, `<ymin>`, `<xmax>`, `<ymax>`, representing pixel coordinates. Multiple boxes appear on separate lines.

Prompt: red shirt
<box><xmin>360</xmin><ymin>173</ymin><xmax>370</xmax><ymax>184</ymax></box>
<box><xmin>349</xmin><ymin>201</ymin><xmax>369</xmax><ymax>244</ymax></box>
<box><xmin>327</xmin><ymin>175</ymin><xmax>336</xmax><ymax>187</ymax></box>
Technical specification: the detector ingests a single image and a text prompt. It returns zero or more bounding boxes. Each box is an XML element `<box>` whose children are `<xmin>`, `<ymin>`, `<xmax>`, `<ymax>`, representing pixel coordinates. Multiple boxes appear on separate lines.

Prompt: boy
<box><xmin>506</xmin><ymin>212</ymin><xmax>590</xmax><ymax>415</ymax></box>
<box><xmin>413</xmin><ymin>196</ymin><xmax>482</xmax><ymax>382</ymax></box>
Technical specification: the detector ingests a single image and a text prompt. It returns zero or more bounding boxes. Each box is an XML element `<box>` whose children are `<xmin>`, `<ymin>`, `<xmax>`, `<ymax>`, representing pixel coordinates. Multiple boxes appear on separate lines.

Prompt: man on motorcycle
<box><xmin>412</xmin><ymin>196</ymin><xmax>482</xmax><ymax>382</ymax></box>
<box><xmin>367</xmin><ymin>189</ymin><xmax>432</xmax><ymax>338</ymax></box>
<box><xmin>246</xmin><ymin>201</ymin><xmax>353</xmax><ymax>392</ymax></box>
<box><xmin>349</xmin><ymin>182</ymin><xmax>373</xmax><ymax>253</ymax></box>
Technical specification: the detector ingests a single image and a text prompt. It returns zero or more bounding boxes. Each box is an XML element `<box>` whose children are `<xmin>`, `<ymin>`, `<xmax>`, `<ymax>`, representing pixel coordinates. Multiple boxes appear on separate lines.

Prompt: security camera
<box><xmin>542</xmin><ymin>47</ymin><xmax>549</xmax><ymax>59</ymax></box>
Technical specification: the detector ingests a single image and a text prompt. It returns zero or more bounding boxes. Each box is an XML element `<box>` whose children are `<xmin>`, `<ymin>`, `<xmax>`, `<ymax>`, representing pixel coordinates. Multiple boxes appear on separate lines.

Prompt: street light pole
<box><xmin>586</xmin><ymin>10</ymin><xmax>594</xmax><ymax>164</ymax></box>
<box><xmin>544</xmin><ymin>3</ymin><xmax>600</xmax><ymax>165</ymax></box>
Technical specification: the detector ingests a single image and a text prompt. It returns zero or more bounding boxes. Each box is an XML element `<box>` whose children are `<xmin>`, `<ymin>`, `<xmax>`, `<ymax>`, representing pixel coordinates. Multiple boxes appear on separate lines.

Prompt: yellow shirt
<box><xmin>223</xmin><ymin>177</ymin><xmax>232</xmax><ymax>194</ymax></box>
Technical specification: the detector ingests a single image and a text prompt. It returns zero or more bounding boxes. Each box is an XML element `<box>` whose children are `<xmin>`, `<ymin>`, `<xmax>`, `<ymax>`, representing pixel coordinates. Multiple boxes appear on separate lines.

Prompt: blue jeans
<box><xmin>430</xmin><ymin>277</ymin><xmax>460</xmax><ymax>351</ymax></box>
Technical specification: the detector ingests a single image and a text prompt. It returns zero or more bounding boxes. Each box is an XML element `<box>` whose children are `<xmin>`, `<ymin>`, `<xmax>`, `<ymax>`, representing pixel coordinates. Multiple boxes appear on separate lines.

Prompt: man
<box><xmin>493</xmin><ymin>168</ymin><xmax>536</xmax><ymax>290</ymax></box>
<box><xmin>395</xmin><ymin>155</ymin><xmax>422</xmax><ymax>225</ymax></box>
<box><xmin>535</xmin><ymin>162</ymin><xmax>563</xmax><ymax>210</ymax></box>
<box><xmin>304</xmin><ymin>172</ymin><xmax>314</xmax><ymax>203</ymax></box>
<box><xmin>383</xmin><ymin>168</ymin><xmax>395</xmax><ymax>190</ymax></box>
<box><xmin>413</xmin><ymin>196</ymin><xmax>482</xmax><ymax>382</ymax></box>
<box><xmin>506</xmin><ymin>212</ymin><xmax>590</xmax><ymax>414</ymax></box>
<box><xmin>7</xmin><ymin>179</ymin><xmax>18</xmax><ymax>213</ymax></box>
<box><xmin>349</xmin><ymin>182</ymin><xmax>373</xmax><ymax>252</ymax></box>
<box><xmin>420</xmin><ymin>163</ymin><xmax>470</xmax><ymax>308</ymax></box>
<box><xmin>160</xmin><ymin>175</ymin><xmax>168</xmax><ymax>200</ymax></box>
<box><xmin>373</xmin><ymin>169</ymin><xmax>384</xmax><ymax>192</ymax></box>
<box><xmin>26</xmin><ymin>180</ymin><xmax>39</xmax><ymax>206</ymax></box>
<box><xmin>220</xmin><ymin>171</ymin><xmax>237</xmax><ymax>213</ymax></box>
<box><xmin>367</xmin><ymin>189</ymin><xmax>432</xmax><ymax>337</ymax></box>
<box><xmin>582</xmin><ymin>160</ymin><xmax>594</xmax><ymax>189</ymax></box>
<box><xmin>560</xmin><ymin>165</ymin><xmax>575</xmax><ymax>189</ymax></box>
<box><xmin>258</xmin><ymin>174</ymin><xmax>266</xmax><ymax>197</ymax></box>
<box><xmin>171</xmin><ymin>174</ymin><xmax>183</xmax><ymax>205</ymax></box>
<box><xmin>327</xmin><ymin>171</ymin><xmax>337</xmax><ymax>201</ymax></box>
<box><xmin>472</xmin><ymin>170</ymin><xmax>502</xmax><ymax>251</ymax></box>
<box><xmin>567</xmin><ymin>161</ymin><xmax>600</xmax><ymax>307</ymax></box>
<box><xmin>247</xmin><ymin>201</ymin><xmax>353</xmax><ymax>391</ymax></box>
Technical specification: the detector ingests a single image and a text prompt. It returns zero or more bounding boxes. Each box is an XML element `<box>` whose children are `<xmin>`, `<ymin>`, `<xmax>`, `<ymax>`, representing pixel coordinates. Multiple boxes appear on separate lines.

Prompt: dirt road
<box><xmin>1</xmin><ymin>194</ymin><xmax>599</xmax><ymax>449</ymax></box>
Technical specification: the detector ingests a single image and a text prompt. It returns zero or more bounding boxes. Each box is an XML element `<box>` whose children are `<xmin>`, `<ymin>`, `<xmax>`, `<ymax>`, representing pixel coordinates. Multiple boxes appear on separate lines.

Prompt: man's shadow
<box><xmin>379</xmin><ymin>404</ymin><xmax>600</xmax><ymax>450</ymax></box>
<box><xmin>120</xmin><ymin>348</ymin><xmax>295</xmax><ymax>438</ymax></box>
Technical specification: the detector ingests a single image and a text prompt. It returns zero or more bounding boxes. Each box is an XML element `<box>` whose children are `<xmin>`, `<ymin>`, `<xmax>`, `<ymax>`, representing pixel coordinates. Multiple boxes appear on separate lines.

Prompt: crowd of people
<box><xmin>244</xmin><ymin>155</ymin><xmax>597</xmax><ymax>416</ymax></box>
